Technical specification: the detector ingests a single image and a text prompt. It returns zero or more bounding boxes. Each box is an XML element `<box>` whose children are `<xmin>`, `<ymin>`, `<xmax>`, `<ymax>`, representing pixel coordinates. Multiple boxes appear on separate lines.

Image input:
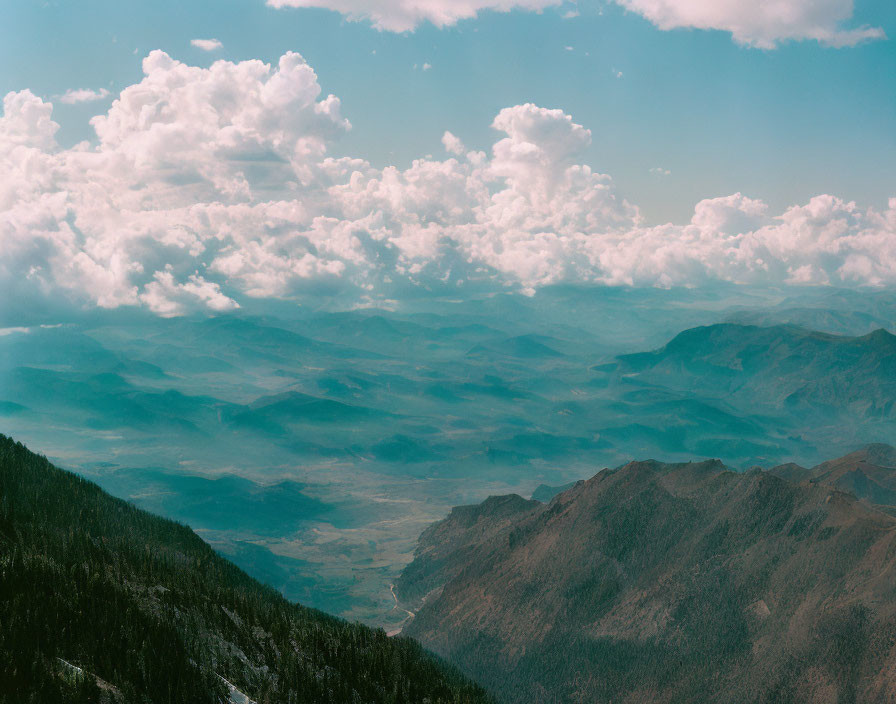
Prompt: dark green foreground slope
<box><xmin>0</xmin><ymin>435</ymin><xmax>491</xmax><ymax>704</ymax></box>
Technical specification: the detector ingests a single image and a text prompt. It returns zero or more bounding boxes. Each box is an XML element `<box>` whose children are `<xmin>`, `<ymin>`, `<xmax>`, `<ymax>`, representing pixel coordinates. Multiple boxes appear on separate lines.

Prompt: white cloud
<box><xmin>0</xmin><ymin>53</ymin><xmax>351</xmax><ymax>314</ymax></box>
<box><xmin>89</xmin><ymin>50</ymin><xmax>350</xmax><ymax>200</ymax></box>
<box><xmin>58</xmin><ymin>88</ymin><xmax>111</xmax><ymax>105</ymax></box>
<box><xmin>441</xmin><ymin>131</ymin><xmax>465</xmax><ymax>155</ymax></box>
<box><xmin>650</xmin><ymin>167</ymin><xmax>670</xmax><ymax>176</ymax></box>
<box><xmin>140</xmin><ymin>269</ymin><xmax>239</xmax><ymax>316</ymax></box>
<box><xmin>614</xmin><ymin>0</ymin><xmax>886</xmax><ymax>48</ymax></box>
<box><xmin>191</xmin><ymin>38</ymin><xmax>223</xmax><ymax>51</ymax></box>
<box><xmin>266</xmin><ymin>0</ymin><xmax>562</xmax><ymax>32</ymax></box>
<box><xmin>1</xmin><ymin>51</ymin><xmax>894</xmax><ymax>318</ymax></box>
<box><xmin>265</xmin><ymin>0</ymin><xmax>884</xmax><ymax>47</ymax></box>
<box><xmin>0</xmin><ymin>90</ymin><xmax>59</xmax><ymax>151</ymax></box>
<box><xmin>422</xmin><ymin>62</ymin><xmax>432</xmax><ymax>71</ymax></box>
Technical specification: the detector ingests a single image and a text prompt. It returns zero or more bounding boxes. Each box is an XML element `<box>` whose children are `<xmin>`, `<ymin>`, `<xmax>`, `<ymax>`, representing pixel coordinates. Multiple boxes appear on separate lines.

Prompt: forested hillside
<box><xmin>0</xmin><ymin>435</ymin><xmax>492</xmax><ymax>704</ymax></box>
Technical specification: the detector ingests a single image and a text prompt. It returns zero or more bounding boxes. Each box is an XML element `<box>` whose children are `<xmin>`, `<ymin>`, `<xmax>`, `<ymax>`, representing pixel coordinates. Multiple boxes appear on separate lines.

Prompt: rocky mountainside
<box><xmin>396</xmin><ymin>450</ymin><xmax>896</xmax><ymax>703</ymax></box>
<box><xmin>769</xmin><ymin>444</ymin><xmax>896</xmax><ymax>508</ymax></box>
<box><xmin>0</xmin><ymin>434</ymin><xmax>492</xmax><ymax>704</ymax></box>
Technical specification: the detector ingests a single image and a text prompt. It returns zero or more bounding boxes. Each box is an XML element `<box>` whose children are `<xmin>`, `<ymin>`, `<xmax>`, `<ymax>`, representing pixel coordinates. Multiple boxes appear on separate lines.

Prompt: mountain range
<box><xmin>611</xmin><ymin>324</ymin><xmax>896</xmax><ymax>420</ymax></box>
<box><xmin>769</xmin><ymin>444</ymin><xmax>896</xmax><ymax>510</ymax></box>
<box><xmin>2</xmin><ymin>298</ymin><xmax>894</xmax><ymax>628</ymax></box>
<box><xmin>396</xmin><ymin>446</ymin><xmax>896</xmax><ymax>703</ymax></box>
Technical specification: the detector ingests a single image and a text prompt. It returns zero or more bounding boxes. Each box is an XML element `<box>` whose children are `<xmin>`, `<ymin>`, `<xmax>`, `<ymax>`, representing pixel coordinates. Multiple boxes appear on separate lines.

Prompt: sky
<box><xmin>1</xmin><ymin>0</ymin><xmax>894</xmax><ymax>319</ymax></box>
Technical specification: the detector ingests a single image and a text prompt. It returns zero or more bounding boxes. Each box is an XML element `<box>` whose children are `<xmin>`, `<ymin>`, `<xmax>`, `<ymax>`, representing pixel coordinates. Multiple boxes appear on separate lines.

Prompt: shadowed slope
<box><xmin>0</xmin><ymin>435</ymin><xmax>492</xmax><ymax>704</ymax></box>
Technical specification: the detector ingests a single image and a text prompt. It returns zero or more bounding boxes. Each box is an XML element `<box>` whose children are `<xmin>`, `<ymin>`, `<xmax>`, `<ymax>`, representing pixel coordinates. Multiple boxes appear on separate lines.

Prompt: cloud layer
<box><xmin>268</xmin><ymin>0</ymin><xmax>884</xmax><ymax>47</ymax></box>
<box><xmin>616</xmin><ymin>0</ymin><xmax>885</xmax><ymax>48</ymax></box>
<box><xmin>1</xmin><ymin>51</ymin><xmax>894</xmax><ymax>317</ymax></box>
<box><xmin>266</xmin><ymin>0</ymin><xmax>561</xmax><ymax>32</ymax></box>
<box><xmin>191</xmin><ymin>38</ymin><xmax>224</xmax><ymax>51</ymax></box>
<box><xmin>58</xmin><ymin>88</ymin><xmax>111</xmax><ymax>105</ymax></box>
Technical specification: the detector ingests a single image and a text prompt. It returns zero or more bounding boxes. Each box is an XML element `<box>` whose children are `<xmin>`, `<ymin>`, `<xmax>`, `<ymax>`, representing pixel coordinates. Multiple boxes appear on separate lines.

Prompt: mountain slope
<box><xmin>0</xmin><ymin>435</ymin><xmax>492</xmax><ymax>704</ymax></box>
<box><xmin>397</xmin><ymin>455</ymin><xmax>896</xmax><ymax>703</ymax></box>
<box><xmin>613</xmin><ymin>324</ymin><xmax>896</xmax><ymax>419</ymax></box>
<box><xmin>769</xmin><ymin>444</ymin><xmax>896</xmax><ymax>508</ymax></box>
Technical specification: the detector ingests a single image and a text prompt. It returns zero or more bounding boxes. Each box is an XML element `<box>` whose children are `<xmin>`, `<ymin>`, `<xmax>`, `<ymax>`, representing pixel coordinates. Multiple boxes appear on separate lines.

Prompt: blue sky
<box><xmin>2</xmin><ymin>0</ymin><xmax>893</xmax><ymax>225</ymax></box>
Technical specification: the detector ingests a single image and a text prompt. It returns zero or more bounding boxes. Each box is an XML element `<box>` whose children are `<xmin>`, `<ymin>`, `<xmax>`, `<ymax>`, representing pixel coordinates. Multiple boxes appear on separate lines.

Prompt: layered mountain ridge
<box><xmin>3</xmin><ymin>310</ymin><xmax>894</xmax><ymax>627</ymax></box>
<box><xmin>397</xmin><ymin>447</ymin><xmax>896</xmax><ymax>703</ymax></box>
<box><xmin>768</xmin><ymin>444</ymin><xmax>896</xmax><ymax>510</ymax></box>
<box><xmin>611</xmin><ymin>324</ymin><xmax>896</xmax><ymax>420</ymax></box>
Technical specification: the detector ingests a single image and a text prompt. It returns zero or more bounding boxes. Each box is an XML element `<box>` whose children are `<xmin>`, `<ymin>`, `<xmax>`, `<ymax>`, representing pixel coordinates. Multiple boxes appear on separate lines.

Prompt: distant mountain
<box><xmin>466</xmin><ymin>335</ymin><xmax>566</xmax><ymax>361</ymax></box>
<box><xmin>396</xmin><ymin>452</ymin><xmax>896</xmax><ymax>703</ymax></box>
<box><xmin>530</xmin><ymin>480</ymin><xmax>580</xmax><ymax>503</ymax></box>
<box><xmin>723</xmin><ymin>287</ymin><xmax>896</xmax><ymax>338</ymax></box>
<box><xmin>0</xmin><ymin>326</ymin><xmax>166</xmax><ymax>378</ymax></box>
<box><xmin>769</xmin><ymin>444</ymin><xmax>896</xmax><ymax>507</ymax></box>
<box><xmin>723</xmin><ymin>288</ymin><xmax>896</xmax><ymax>338</ymax></box>
<box><xmin>244</xmin><ymin>390</ymin><xmax>386</xmax><ymax>425</ymax></box>
<box><xmin>726</xmin><ymin>307</ymin><xmax>895</xmax><ymax>337</ymax></box>
<box><xmin>612</xmin><ymin>324</ymin><xmax>896</xmax><ymax>419</ymax></box>
<box><xmin>183</xmin><ymin>316</ymin><xmax>387</xmax><ymax>362</ymax></box>
<box><xmin>0</xmin><ymin>435</ymin><xmax>491</xmax><ymax>704</ymax></box>
<box><xmin>93</xmin><ymin>467</ymin><xmax>333</xmax><ymax>536</ymax></box>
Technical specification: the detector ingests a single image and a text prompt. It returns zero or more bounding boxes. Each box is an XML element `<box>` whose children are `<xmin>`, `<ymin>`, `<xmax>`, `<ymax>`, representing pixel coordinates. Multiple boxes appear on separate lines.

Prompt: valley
<box><xmin>2</xmin><ymin>286</ymin><xmax>893</xmax><ymax>628</ymax></box>
<box><xmin>0</xmin><ymin>435</ymin><xmax>491</xmax><ymax>703</ymax></box>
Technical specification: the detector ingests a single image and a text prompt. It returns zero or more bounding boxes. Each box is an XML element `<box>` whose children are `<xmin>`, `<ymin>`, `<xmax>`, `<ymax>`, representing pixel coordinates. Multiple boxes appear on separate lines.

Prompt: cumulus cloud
<box><xmin>58</xmin><ymin>88</ymin><xmax>111</xmax><ymax>105</ymax></box>
<box><xmin>614</xmin><ymin>0</ymin><xmax>886</xmax><ymax>48</ymax></box>
<box><xmin>1</xmin><ymin>51</ymin><xmax>894</xmax><ymax>318</ymax></box>
<box><xmin>266</xmin><ymin>0</ymin><xmax>562</xmax><ymax>32</ymax></box>
<box><xmin>0</xmin><ymin>52</ymin><xmax>351</xmax><ymax>315</ymax></box>
<box><xmin>441</xmin><ymin>131</ymin><xmax>465</xmax><ymax>155</ymax></box>
<box><xmin>140</xmin><ymin>269</ymin><xmax>239</xmax><ymax>316</ymax></box>
<box><xmin>191</xmin><ymin>38</ymin><xmax>223</xmax><ymax>51</ymax></box>
<box><xmin>0</xmin><ymin>90</ymin><xmax>59</xmax><ymax>151</ymax></box>
<box><xmin>89</xmin><ymin>50</ymin><xmax>349</xmax><ymax>199</ymax></box>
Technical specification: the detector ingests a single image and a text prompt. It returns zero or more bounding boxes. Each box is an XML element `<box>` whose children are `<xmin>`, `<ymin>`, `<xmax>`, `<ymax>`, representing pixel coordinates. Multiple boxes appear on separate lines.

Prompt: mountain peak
<box><xmin>862</xmin><ymin>327</ymin><xmax>896</xmax><ymax>344</ymax></box>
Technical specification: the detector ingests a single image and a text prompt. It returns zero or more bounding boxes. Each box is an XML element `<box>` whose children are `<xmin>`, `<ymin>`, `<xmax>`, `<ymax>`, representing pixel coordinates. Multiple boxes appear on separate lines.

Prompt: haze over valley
<box><xmin>2</xmin><ymin>286</ymin><xmax>894</xmax><ymax>628</ymax></box>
